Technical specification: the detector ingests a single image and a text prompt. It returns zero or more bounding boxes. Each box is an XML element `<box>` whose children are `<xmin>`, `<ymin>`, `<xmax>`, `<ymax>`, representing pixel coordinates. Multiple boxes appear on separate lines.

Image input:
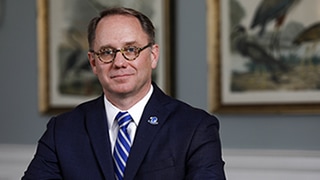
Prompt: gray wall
<box><xmin>1</xmin><ymin>0</ymin><xmax>320</xmax><ymax>151</ymax></box>
<box><xmin>0</xmin><ymin>0</ymin><xmax>48</xmax><ymax>144</ymax></box>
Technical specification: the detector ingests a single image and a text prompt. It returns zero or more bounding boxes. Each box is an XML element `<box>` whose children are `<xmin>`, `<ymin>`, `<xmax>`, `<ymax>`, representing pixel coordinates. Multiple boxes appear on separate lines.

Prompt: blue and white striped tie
<box><xmin>113</xmin><ymin>111</ymin><xmax>132</xmax><ymax>180</ymax></box>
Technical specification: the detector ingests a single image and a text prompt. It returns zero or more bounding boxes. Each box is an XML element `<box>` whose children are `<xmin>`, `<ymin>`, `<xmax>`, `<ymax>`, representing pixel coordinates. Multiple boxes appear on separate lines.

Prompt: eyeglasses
<box><xmin>89</xmin><ymin>43</ymin><xmax>152</xmax><ymax>64</ymax></box>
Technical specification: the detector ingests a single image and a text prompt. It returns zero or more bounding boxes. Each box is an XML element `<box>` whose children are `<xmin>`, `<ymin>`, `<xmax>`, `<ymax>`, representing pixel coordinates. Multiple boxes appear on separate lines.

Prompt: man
<box><xmin>23</xmin><ymin>7</ymin><xmax>226</xmax><ymax>180</ymax></box>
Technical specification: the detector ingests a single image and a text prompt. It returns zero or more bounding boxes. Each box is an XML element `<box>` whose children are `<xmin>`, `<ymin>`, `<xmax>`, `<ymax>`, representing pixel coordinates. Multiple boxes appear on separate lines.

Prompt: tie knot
<box><xmin>115</xmin><ymin>111</ymin><xmax>132</xmax><ymax>128</ymax></box>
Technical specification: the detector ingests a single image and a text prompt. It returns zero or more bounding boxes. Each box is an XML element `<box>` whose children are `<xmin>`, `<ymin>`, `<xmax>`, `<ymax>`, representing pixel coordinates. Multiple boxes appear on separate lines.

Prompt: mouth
<box><xmin>111</xmin><ymin>73</ymin><xmax>133</xmax><ymax>79</ymax></box>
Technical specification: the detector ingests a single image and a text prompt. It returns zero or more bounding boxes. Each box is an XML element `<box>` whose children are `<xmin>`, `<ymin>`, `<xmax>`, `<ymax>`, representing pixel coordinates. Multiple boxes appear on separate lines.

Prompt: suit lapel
<box><xmin>124</xmin><ymin>84</ymin><xmax>172</xmax><ymax>179</ymax></box>
<box><xmin>85</xmin><ymin>96</ymin><xmax>116</xmax><ymax>180</ymax></box>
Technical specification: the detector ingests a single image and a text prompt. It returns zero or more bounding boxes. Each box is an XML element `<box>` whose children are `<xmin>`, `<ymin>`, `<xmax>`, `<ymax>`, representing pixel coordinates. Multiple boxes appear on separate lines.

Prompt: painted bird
<box><xmin>293</xmin><ymin>22</ymin><xmax>320</xmax><ymax>65</ymax></box>
<box><xmin>293</xmin><ymin>22</ymin><xmax>320</xmax><ymax>45</ymax></box>
<box><xmin>251</xmin><ymin>0</ymin><xmax>300</xmax><ymax>36</ymax></box>
<box><xmin>232</xmin><ymin>25</ymin><xmax>289</xmax><ymax>82</ymax></box>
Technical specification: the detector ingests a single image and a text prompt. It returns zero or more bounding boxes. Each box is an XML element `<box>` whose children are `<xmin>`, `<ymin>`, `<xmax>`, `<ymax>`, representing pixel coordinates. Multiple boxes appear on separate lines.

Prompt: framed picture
<box><xmin>38</xmin><ymin>0</ymin><xmax>173</xmax><ymax>114</ymax></box>
<box><xmin>207</xmin><ymin>0</ymin><xmax>320</xmax><ymax>114</ymax></box>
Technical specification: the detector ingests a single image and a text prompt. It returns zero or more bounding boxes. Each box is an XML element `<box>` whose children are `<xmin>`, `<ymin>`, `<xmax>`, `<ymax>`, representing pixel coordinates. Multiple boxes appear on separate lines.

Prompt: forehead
<box><xmin>94</xmin><ymin>15</ymin><xmax>148</xmax><ymax>46</ymax></box>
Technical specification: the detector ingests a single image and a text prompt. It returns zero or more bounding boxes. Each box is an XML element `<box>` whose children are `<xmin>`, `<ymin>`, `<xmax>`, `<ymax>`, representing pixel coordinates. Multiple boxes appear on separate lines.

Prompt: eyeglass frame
<box><xmin>89</xmin><ymin>43</ymin><xmax>153</xmax><ymax>64</ymax></box>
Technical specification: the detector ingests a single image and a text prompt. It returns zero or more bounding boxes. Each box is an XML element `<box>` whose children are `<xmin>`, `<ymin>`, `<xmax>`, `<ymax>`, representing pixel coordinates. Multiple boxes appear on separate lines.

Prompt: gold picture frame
<box><xmin>38</xmin><ymin>0</ymin><xmax>173</xmax><ymax>114</ymax></box>
<box><xmin>207</xmin><ymin>0</ymin><xmax>320</xmax><ymax>114</ymax></box>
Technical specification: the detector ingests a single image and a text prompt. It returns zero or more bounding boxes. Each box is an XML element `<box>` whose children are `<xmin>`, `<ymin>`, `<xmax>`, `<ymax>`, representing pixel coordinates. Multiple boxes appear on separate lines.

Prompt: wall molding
<box><xmin>223</xmin><ymin>148</ymin><xmax>320</xmax><ymax>180</ymax></box>
<box><xmin>0</xmin><ymin>144</ymin><xmax>36</xmax><ymax>180</ymax></box>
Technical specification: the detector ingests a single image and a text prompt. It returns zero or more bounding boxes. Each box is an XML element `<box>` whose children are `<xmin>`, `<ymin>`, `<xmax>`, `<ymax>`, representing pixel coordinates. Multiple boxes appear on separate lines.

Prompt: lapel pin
<box><xmin>148</xmin><ymin>116</ymin><xmax>158</xmax><ymax>125</ymax></box>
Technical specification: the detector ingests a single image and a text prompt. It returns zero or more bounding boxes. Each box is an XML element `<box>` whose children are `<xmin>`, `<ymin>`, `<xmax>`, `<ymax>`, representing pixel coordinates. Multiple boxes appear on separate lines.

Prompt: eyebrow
<box><xmin>98</xmin><ymin>41</ymin><xmax>139</xmax><ymax>51</ymax></box>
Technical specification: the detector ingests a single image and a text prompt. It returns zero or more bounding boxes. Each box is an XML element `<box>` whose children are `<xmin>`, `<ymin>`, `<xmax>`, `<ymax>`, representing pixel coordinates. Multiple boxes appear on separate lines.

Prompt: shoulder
<box><xmin>152</xmin><ymin>83</ymin><xmax>219</xmax><ymax>125</ymax></box>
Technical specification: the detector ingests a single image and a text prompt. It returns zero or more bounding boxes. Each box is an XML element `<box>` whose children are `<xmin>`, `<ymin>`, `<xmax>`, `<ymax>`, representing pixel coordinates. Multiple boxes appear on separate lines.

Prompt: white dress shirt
<box><xmin>104</xmin><ymin>85</ymin><xmax>153</xmax><ymax>153</ymax></box>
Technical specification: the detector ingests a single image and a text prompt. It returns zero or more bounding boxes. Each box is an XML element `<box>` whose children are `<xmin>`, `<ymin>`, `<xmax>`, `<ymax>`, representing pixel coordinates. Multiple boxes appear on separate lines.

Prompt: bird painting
<box><xmin>224</xmin><ymin>0</ymin><xmax>320</xmax><ymax>93</ymax></box>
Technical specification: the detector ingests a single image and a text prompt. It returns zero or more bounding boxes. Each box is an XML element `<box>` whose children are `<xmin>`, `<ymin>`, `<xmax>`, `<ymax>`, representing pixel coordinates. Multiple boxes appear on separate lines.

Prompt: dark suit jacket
<box><xmin>22</xmin><ymin>84</ymin><xmax>226</xmax><ymax>180</ymax></box>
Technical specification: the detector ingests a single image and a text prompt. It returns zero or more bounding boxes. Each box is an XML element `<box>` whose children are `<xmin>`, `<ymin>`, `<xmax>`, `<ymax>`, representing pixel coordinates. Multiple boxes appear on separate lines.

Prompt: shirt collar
<box><xmin>104</xmin><ymin>85</ymin><xmax>154</xmax><ymax>129</ymax></box>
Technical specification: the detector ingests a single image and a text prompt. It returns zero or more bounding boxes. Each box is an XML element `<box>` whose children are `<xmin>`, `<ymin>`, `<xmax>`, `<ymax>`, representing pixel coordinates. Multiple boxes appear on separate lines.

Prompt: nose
<box><xmin>113</xmin><ymin>51</ymin><xmax>128</xmax><ymax>67</ymax></box>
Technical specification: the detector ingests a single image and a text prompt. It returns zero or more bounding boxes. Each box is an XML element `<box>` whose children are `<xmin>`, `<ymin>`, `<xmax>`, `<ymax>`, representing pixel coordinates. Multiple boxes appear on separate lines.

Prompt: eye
<box><xmin>100</xmin><ymin>48</ymin><xmax>114</xmax><ymax>55</ymax></box>
<box><xmin>124</xmin><ymin>46</ymin><xmax>138</xmax><ymax>53</ymax></box>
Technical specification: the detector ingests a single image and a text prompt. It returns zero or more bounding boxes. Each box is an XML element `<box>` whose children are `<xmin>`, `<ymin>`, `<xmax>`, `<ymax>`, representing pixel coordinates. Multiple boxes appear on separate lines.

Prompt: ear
<box><xmin>150</xmin><ymin>44</ymin><xmax>159</xmax><ymax>69</ymax></box>
<box><xmin>87</xmin><ymin>52</ymin><xmax>98</xmax><ymax>75</ymax></box>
